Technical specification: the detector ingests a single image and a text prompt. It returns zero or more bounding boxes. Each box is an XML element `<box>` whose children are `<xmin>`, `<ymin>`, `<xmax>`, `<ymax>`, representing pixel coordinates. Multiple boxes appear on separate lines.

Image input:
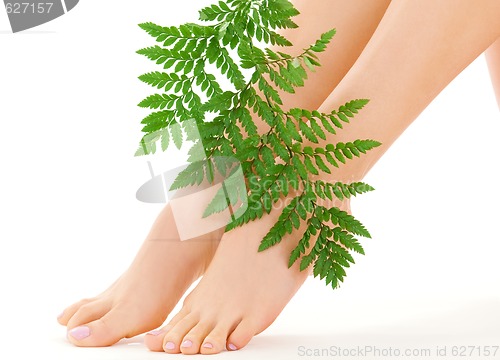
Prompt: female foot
<box><xmin>145</xmin><ymin>198</ymin><xmax>350</xmax><ymax>354</ymax></box>
<box><xmin>58</xmin><ymin>204</ymin><xmax>222</xmax><ymax>347</ymax></box>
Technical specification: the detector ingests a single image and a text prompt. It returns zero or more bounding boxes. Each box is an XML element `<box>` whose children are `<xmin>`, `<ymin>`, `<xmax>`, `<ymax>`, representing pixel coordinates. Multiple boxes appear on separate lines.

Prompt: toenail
<box><xmin>146</xmin><ymin>330</ymin><xmax>162</xmax><ymax>336</ymax></box>
<box><xmin>57</xmin><ymin>311</ymin><xmax>64</xmax><ymax>319</ymax></box>
<box><xmin>164</xmin><ymin>341</ymin><xmax>175</xmax><ymax>350</ymax></box>
<box><xmin>228</xmin><ymin>343</ymin><xmax>238</xmax><ymax>351</ymax></box>
<box><xmin>68</xmin><ymin>326</ymin><xmax>91</xmax><ymax>340</ymax></box>
<box><xmin>181</xmin><ymin>340</ymin><xmax>193</xmax><ymax>348</ymax></box>
<box><xmin>203</xmin><ymin>342</ymin><xmax>213</xmax><ymax>349</ymax></box>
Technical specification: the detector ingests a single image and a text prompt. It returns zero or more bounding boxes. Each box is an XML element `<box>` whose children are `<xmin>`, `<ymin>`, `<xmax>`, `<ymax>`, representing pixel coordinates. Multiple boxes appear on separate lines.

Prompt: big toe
<box><xmin>144</xmin><ymin>326</ymin><xmax>170</xmax><ymax>352</ymax></box>
<box><xmin>226</xmin><ymin>319</ymin><xmax>257</xmax><ymax>352</ymax></box>
<box><xmin>67</xmin><ymin>308</ymin><xmax>129</xmax><ymax>347</ymax></box>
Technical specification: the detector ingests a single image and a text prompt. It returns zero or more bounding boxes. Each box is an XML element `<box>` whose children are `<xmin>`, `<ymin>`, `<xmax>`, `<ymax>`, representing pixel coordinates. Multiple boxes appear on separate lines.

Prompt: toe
<box><xmin>145</xmin><ymin>307</ymin><xmax>189</xmax><ymax>352</ymax></box>
<box><xmin>144</xmin><ymin>326</ymin><xmax>170</xmax><ymax>352</ymax></box>
<box><xmin>66</xmin><ymin>300</ymin><xmax>110</xmax><ymax>331</ymax></box>
<box><xmin>180</xmin><ymin>321</ymin><xmax>213</xmax><ymax>355</ymax></box>
<box><xmin>67</xmin><ymin>307</ymin><xmax>128</xmax><ymax>347</ymax></box>
<box><xmin>200</xmin><ymin>319</ymin><xmax>238</xmax><ymax>355</ymax></box>
<box><xmin>57</xmin><ymin>298</ymin><xmax>95</xmax><ymax>325</ymax></box>
<box><xmin>226</xmin><ymin>319</ymin><xmax>256</xmax><ymax>351</ymax></box>
<box><xmin>162</xmin><ymin>313</ymin><xmax>199</xmax><ymax>354</ymax></box>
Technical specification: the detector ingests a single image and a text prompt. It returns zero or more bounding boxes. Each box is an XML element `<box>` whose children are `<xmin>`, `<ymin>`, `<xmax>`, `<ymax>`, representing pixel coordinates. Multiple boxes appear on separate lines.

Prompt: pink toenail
<box><xmin>182</xmin><ymin>340</ymin><xmax>193</xmax><ymax>348</ymax></box>
<box><xmin>228</xmin><ymin>343</ymin><xmax>238</xmax><ymax>351</ymax></box>
<box><xmin>164</xmin><ymin>341</ymin><xmax>175</xmax><ymax>350</ymax></box>
<box><xmin>57</xmin><ymin>311</ymin><xmax>64</xmax><ymax>319</ymax></box>
<box><xmin>68</xmin><ymin>326</ymin><xmax>91</xmax><ymax>340</ymax></box>
<box><xmin>146</xmin><ymin>330</ymin><xmax>162</xmax><ymax>336</ymax></box>
<box><xmin>203</xmin><ymin>342</ymin><xmax>214</xmax><ymax>349</ymax></box>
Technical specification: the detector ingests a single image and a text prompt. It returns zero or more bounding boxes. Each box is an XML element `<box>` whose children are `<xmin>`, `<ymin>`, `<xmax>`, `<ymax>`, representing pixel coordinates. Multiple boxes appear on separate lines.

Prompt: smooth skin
<box><xmin>60</xmin><ymin>0</ymin><xmax>500</xmax><ymax>352</ymax></box>
<box><xmin>58</xmin><ymin>205</ymin><xmax>223</xmax><ymax>346</ymax></box>
<box><xmin>59</xmin><ymin>0</ymin><xmax>391</xmax><ymax>347</ymax></box>
<box><xmin>145</xmin><ymin>0</ymin><xmax>500</xmax><ymax>355</ymax></box>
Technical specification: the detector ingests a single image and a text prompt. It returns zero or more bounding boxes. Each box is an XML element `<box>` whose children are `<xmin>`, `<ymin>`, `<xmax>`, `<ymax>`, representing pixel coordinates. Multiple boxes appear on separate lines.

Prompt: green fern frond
<box><xmin>137</xmin><ymin>0</ymin><xmax>378</xmax><ymax>291</ymax></box>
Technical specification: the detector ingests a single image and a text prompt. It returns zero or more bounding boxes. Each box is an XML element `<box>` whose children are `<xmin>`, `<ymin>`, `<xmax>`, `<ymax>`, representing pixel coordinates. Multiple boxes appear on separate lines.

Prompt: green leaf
<box><xmin>300</xmin><ymin>252</ymin><xmax>316</xmax><ymax>271</ymax></box>
<box><xmin>138</xmin><ymin>94</ymin><xmax>177</xmax><ymax>109</ymax></box>
<box><xmin>160</xmin><ymin>127</ymin><xmax>170</xmax><ymax>151</ymax></box>
<box><xmin>303</xmin><ymin>56</ymin><xmax>315</xmax><ymax>72</ymax></box>
<box><xmin>334</xmin><ymin>149</ymin><xmax>346</xmax><ymax>164</ymax></box>
<box><xmin>304</xmin><ymin>156</ymin><xmax>319</xmax><ymax>175</ymax></box>
<box><xmin>321</xmin><ymin>28</ymin><xmax>336</xmax><ymax>42</ymax></box>
<box><xmin>170</xmin><ymin>123</ymin><xmax>183</xmax><ymax>150</ymax></box>
<box><xmin>203</xmin><ymin>186</ymin><xmax>230</xmax><ymax>217</ymax></box>
<box><xmin>314</xmin><ymin>155</ymin><xmax>331</xmax><ymax>174</ymax></box>
<box><xmin>261</xmin><ymin>146</ymin><xmax>275</xmax><ymax>166</ymax></box>
<box><xmin>334</xmin><ymin>227</ymin><xmax>365</xmax><ymax>255</ymax></box>
<box><xmin>329</xmin><ymin>207</ymin><xmax>371</xmax><ymax>238</ymax></box>
<box><xmin>299</xmin><ymin>120</ymin><xmax>318</xmax><ymax>143</ymax></box>
<box><xmin>140</xmin><ymin>110</ymin><xmax>173</xmax><ymax>133</ymax></box>
<box><xmin>310</xmin><ymin>118</ymin><xmax>326</xmax><ymax>140</ymax></box>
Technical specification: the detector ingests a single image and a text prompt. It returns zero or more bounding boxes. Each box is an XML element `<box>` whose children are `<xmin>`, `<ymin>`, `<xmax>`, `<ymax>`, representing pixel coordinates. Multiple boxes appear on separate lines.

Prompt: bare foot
<box><xmin>145</xmin><ymin>197</ymin><xmax>350</xmax><ymax>354</ymax></box>
<box><xmin>57</xmin><ymin>205</ymin><xmax>221</xmax><ymax>347</ymax></box>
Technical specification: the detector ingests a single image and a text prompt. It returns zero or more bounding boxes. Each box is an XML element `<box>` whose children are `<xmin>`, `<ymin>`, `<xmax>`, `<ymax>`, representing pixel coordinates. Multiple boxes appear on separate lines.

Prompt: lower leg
<box><xmin>316</xmin><ymin>0</ymin><xmax>500</xmax><ymax>181</ymax></box>
<box><xmin>486</xmin><ymin>38</ymin><xmax>500</xmax><ymax>109</ymax></box>
<box><xmin>254</xmin><ymin>0</ymin><xmax>391</xmax><ymax>132</ymax></box>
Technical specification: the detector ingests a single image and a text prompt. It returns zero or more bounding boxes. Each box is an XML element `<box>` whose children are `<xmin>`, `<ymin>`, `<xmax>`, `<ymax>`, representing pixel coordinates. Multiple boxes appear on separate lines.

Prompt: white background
<box><xmin>0</xmin><ymin>1</ymin><xmax>499</xmax><ymax>359</ymax></box>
